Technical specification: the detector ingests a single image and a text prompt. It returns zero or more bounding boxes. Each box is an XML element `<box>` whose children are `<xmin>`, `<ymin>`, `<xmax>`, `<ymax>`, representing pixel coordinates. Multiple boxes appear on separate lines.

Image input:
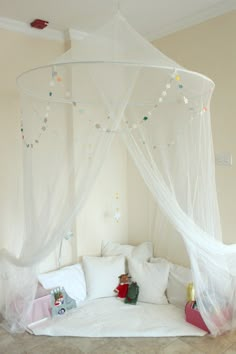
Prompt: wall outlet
<box><xmin>215</xmin><ymin>152</ymin><xmax>233</xmax><ymax>166</ymax></box>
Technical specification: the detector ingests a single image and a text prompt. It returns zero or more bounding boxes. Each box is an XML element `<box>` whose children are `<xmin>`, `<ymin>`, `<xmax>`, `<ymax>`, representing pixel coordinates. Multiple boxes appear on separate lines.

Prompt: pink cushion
<box><xmin>35</xmin><ymin>283</ymin><xmax>51</xmax><ymax>299</ymax></box>
<box><xmin>26</xmin><ymin>286</ymin><xmax>51</xmax><ymax>324</ymax></box>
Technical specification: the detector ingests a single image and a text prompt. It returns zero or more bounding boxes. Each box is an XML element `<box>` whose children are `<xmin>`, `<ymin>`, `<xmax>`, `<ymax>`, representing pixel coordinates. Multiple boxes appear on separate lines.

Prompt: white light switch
<box><xmin>215</xmin><ymin>152</ymin><xmax>233</xmax><ymax>166</ymax></box>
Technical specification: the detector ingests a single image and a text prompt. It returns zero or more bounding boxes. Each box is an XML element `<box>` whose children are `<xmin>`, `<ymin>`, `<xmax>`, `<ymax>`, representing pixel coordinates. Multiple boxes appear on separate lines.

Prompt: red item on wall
<box><xmin>30</xmin><ymin>19</ymin><xmax>49</xmax><ymax>30</ymax></box>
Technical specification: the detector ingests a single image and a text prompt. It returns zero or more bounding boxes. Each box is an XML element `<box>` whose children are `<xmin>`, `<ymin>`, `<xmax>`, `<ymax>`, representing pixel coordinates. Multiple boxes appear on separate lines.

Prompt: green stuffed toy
<box><xmin>125</xmin><ymin>281</ymin><xmax>139</xmax><ymax>305</ymax></box>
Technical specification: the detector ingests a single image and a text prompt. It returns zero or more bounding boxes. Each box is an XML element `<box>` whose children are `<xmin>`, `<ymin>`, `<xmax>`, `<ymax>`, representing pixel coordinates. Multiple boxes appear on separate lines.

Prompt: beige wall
<box><xmin>128</xmin><ymin>10</ymin><xmax>236</xmax><ymax>257</ymax></box>
<box><xmin>0</xmin><ymin>29</ymin><xmax>65</xmax><ymax>256</ymax></box>
<box><xmin>75</xmin><ymin>136</ymin><xmax>129</xmax><ymax>257</ymax></box>
<box><xmin>155</xmin><ymin>10</ymin><xmax>236</xmax><ymax>245</ymax></box>
<box><xmin>0</xmin><ymin>30</ymin><xmax>65</xmax><ymax>96</ymax></box>
<box><xmin>0</xmin><ymin>29</ymin><xmax>129</xmax><ymax>273</ymax></box>
<box><xmin>40</xmin><ymin>136</ymin><xmax>129</xmax><ymax>273</ymax></box>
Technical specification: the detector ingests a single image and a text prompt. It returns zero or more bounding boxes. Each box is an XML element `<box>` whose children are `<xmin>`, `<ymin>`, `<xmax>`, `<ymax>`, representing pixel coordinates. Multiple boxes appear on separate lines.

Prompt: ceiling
<box><xmin>0</xmin><ymin>0</ymin><xmax>235</xmax><ymax>40</ymax></box>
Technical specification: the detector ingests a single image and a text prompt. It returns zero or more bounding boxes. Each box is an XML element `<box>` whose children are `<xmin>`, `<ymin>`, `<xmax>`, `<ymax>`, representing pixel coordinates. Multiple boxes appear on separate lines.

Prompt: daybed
<box><xmin>27</xmin><ymin>241</ymin><xmax>207</xmax><ymax>338</ymax></box>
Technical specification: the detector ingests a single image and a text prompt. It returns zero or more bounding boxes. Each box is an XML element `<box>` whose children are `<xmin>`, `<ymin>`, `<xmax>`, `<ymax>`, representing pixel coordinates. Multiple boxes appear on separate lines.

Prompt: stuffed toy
<box><xmin>114</xmin><ymin>273</ymin><xmax>130</xmax><ymax>298</ymax></box>
<box><xmin>125</xmin><ymin>282</ymin><xmax>139</xmax><ymax>305</ymax></box>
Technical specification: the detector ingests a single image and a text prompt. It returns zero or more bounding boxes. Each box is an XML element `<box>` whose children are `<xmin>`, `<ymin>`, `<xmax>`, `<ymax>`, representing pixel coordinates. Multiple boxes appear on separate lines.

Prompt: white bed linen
<box><xmin>28</xmin><ymin>297</ymin><xmax>206</xmax><ymax>337</ymax></box>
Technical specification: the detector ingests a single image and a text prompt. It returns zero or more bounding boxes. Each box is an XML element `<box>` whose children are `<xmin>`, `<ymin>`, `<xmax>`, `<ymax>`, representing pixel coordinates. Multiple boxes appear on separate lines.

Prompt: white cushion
<box><xmin>82</xmin><ymin>255</ymin><xmax>125</xmax><ymax>300</ymax></box>
<box><xmin>128</xmin><ymin>258</ymin><xmax>169</xmax><ymax>304</ymax></box>
<box><xmin>149</xmin><ymin>257</ymin><xmax>169</xmax><ymax>265</ymax></box>
<box><xmin>101</xmin><ymin>240</ymin><xmax>153</xmax><ymax>262</ymax></box>
<box><xmin>168</xmin><ymin>263</ymin><xmax>192</xmax><ymax>308</ymax></box>
<box><xmin>38</xmin><ymin>263</ymin><xmax>86</xmax><ymax>304</ymax></box>
<box><xmin>150</xmin><ymin>258</ymin><xmax>192</xmax><ymax>308</ymax></box>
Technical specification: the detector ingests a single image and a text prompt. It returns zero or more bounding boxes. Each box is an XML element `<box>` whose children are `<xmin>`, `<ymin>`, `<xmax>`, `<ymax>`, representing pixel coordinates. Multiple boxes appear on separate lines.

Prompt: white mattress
<box><xmin>28</xmin><ymin>297</ymin><xmax>206</xmax><ymax>337</ymax></box>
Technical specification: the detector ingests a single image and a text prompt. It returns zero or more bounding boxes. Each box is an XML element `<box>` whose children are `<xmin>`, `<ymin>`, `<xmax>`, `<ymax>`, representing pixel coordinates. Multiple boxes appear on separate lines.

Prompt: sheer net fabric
<box><xmin>0</xmin><ymin>12</ymin><xmax>234</xmax><ymax>335</ymax></box>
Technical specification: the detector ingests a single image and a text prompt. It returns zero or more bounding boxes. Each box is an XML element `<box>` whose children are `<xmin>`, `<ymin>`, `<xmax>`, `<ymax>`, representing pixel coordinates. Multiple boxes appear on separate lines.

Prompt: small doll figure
<box><xmin>114</xmin><ymin>273</ymin><xmax>130</xmax><ymax>298</ymax></box>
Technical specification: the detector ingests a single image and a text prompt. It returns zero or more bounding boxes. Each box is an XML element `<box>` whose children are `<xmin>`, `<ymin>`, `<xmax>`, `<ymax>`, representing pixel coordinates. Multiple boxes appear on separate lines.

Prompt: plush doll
<box><xmin>125</xmin><ymin>282</ymin><xmax>139</xmax><ymax>305</ymax></box>
<box><xmin>114</xmin><ymin>273</ymin><xmax>130</xmax><ymax>298</ymax></box>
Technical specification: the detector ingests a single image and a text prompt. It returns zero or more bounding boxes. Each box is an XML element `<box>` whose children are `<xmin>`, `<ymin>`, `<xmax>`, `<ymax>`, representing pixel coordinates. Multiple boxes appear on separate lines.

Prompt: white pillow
<box><xmin>150</xmin><ymin>258</ymin><xmax>192</xmax><ymax>308</ymax></box>
<box><xmin>128</xmin><ymin>258</ymin><xmax>169</xmax><ymax>304</ymax></box>
<box><xmin>82</xmin><ymin>255</ymin><xmax>125</xmax><ymax>300</ymax></box>
<box><xmin>149</xmin><ymin>257</ymin><xmax>169</xmax><ymax>265</ymax></box>
<box><xmin>38</xmin><ymin>263</ymin><xmax>86</xmax><ymax>304</ymax></box>
<box><xmin>168</xmin><ymin>263</ymin><xmax>192</xmax><ymax>308</ymax></box>
<box><xmin>101</xmin><ymin>240</ymin><xmax>153</xmax><ymax>262</ymax></box>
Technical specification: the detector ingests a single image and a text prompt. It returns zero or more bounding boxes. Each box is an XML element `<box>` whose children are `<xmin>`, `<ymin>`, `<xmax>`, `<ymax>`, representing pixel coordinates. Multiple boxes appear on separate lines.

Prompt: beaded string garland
<box><xmin>20</xmin><ymin>67</ymin><xmax>71</xmax><ymax>149</ymax></box>
<box><xmin>114</xmin><ymin>192</ymin><xmax>121</xmax><ymax>222</ymax></box>
<box><xmin>20</xmin><ymin>68</ymin><xmax>209</xmax><ymax>150</ymax></box>
<box><xmin>20</xmin><ymin>102</ymin><xmax>51</xmax><ymax>148</ymax></box>
<box><xmin>124</xmin><ymin>71</ymin><xmax>209</xmax><ymax>150</ymax></box>
<box><xmin>92</xmin><ymin>69</ymin><xmax>208</xmax><ymax>135</ymax></box>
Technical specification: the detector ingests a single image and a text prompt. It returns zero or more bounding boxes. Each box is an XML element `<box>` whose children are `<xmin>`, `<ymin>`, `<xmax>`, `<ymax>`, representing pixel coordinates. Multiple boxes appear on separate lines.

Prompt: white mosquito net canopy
<box><xmin>1</xmin><ymin>12</ymin><xmax>236</xmax><ymax>336</ymax></box>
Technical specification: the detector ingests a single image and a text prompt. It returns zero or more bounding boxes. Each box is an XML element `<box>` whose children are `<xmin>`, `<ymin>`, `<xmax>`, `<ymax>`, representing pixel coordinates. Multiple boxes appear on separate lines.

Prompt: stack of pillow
<box><xmin>100</xmin><ymin>240</ymin><xmax>168</xmax><ymax>305</ymax></box>
<box><xmin>38</xmin><ymin>240</ymin><xmax>192</xmax><ymax>309</ymax></box>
